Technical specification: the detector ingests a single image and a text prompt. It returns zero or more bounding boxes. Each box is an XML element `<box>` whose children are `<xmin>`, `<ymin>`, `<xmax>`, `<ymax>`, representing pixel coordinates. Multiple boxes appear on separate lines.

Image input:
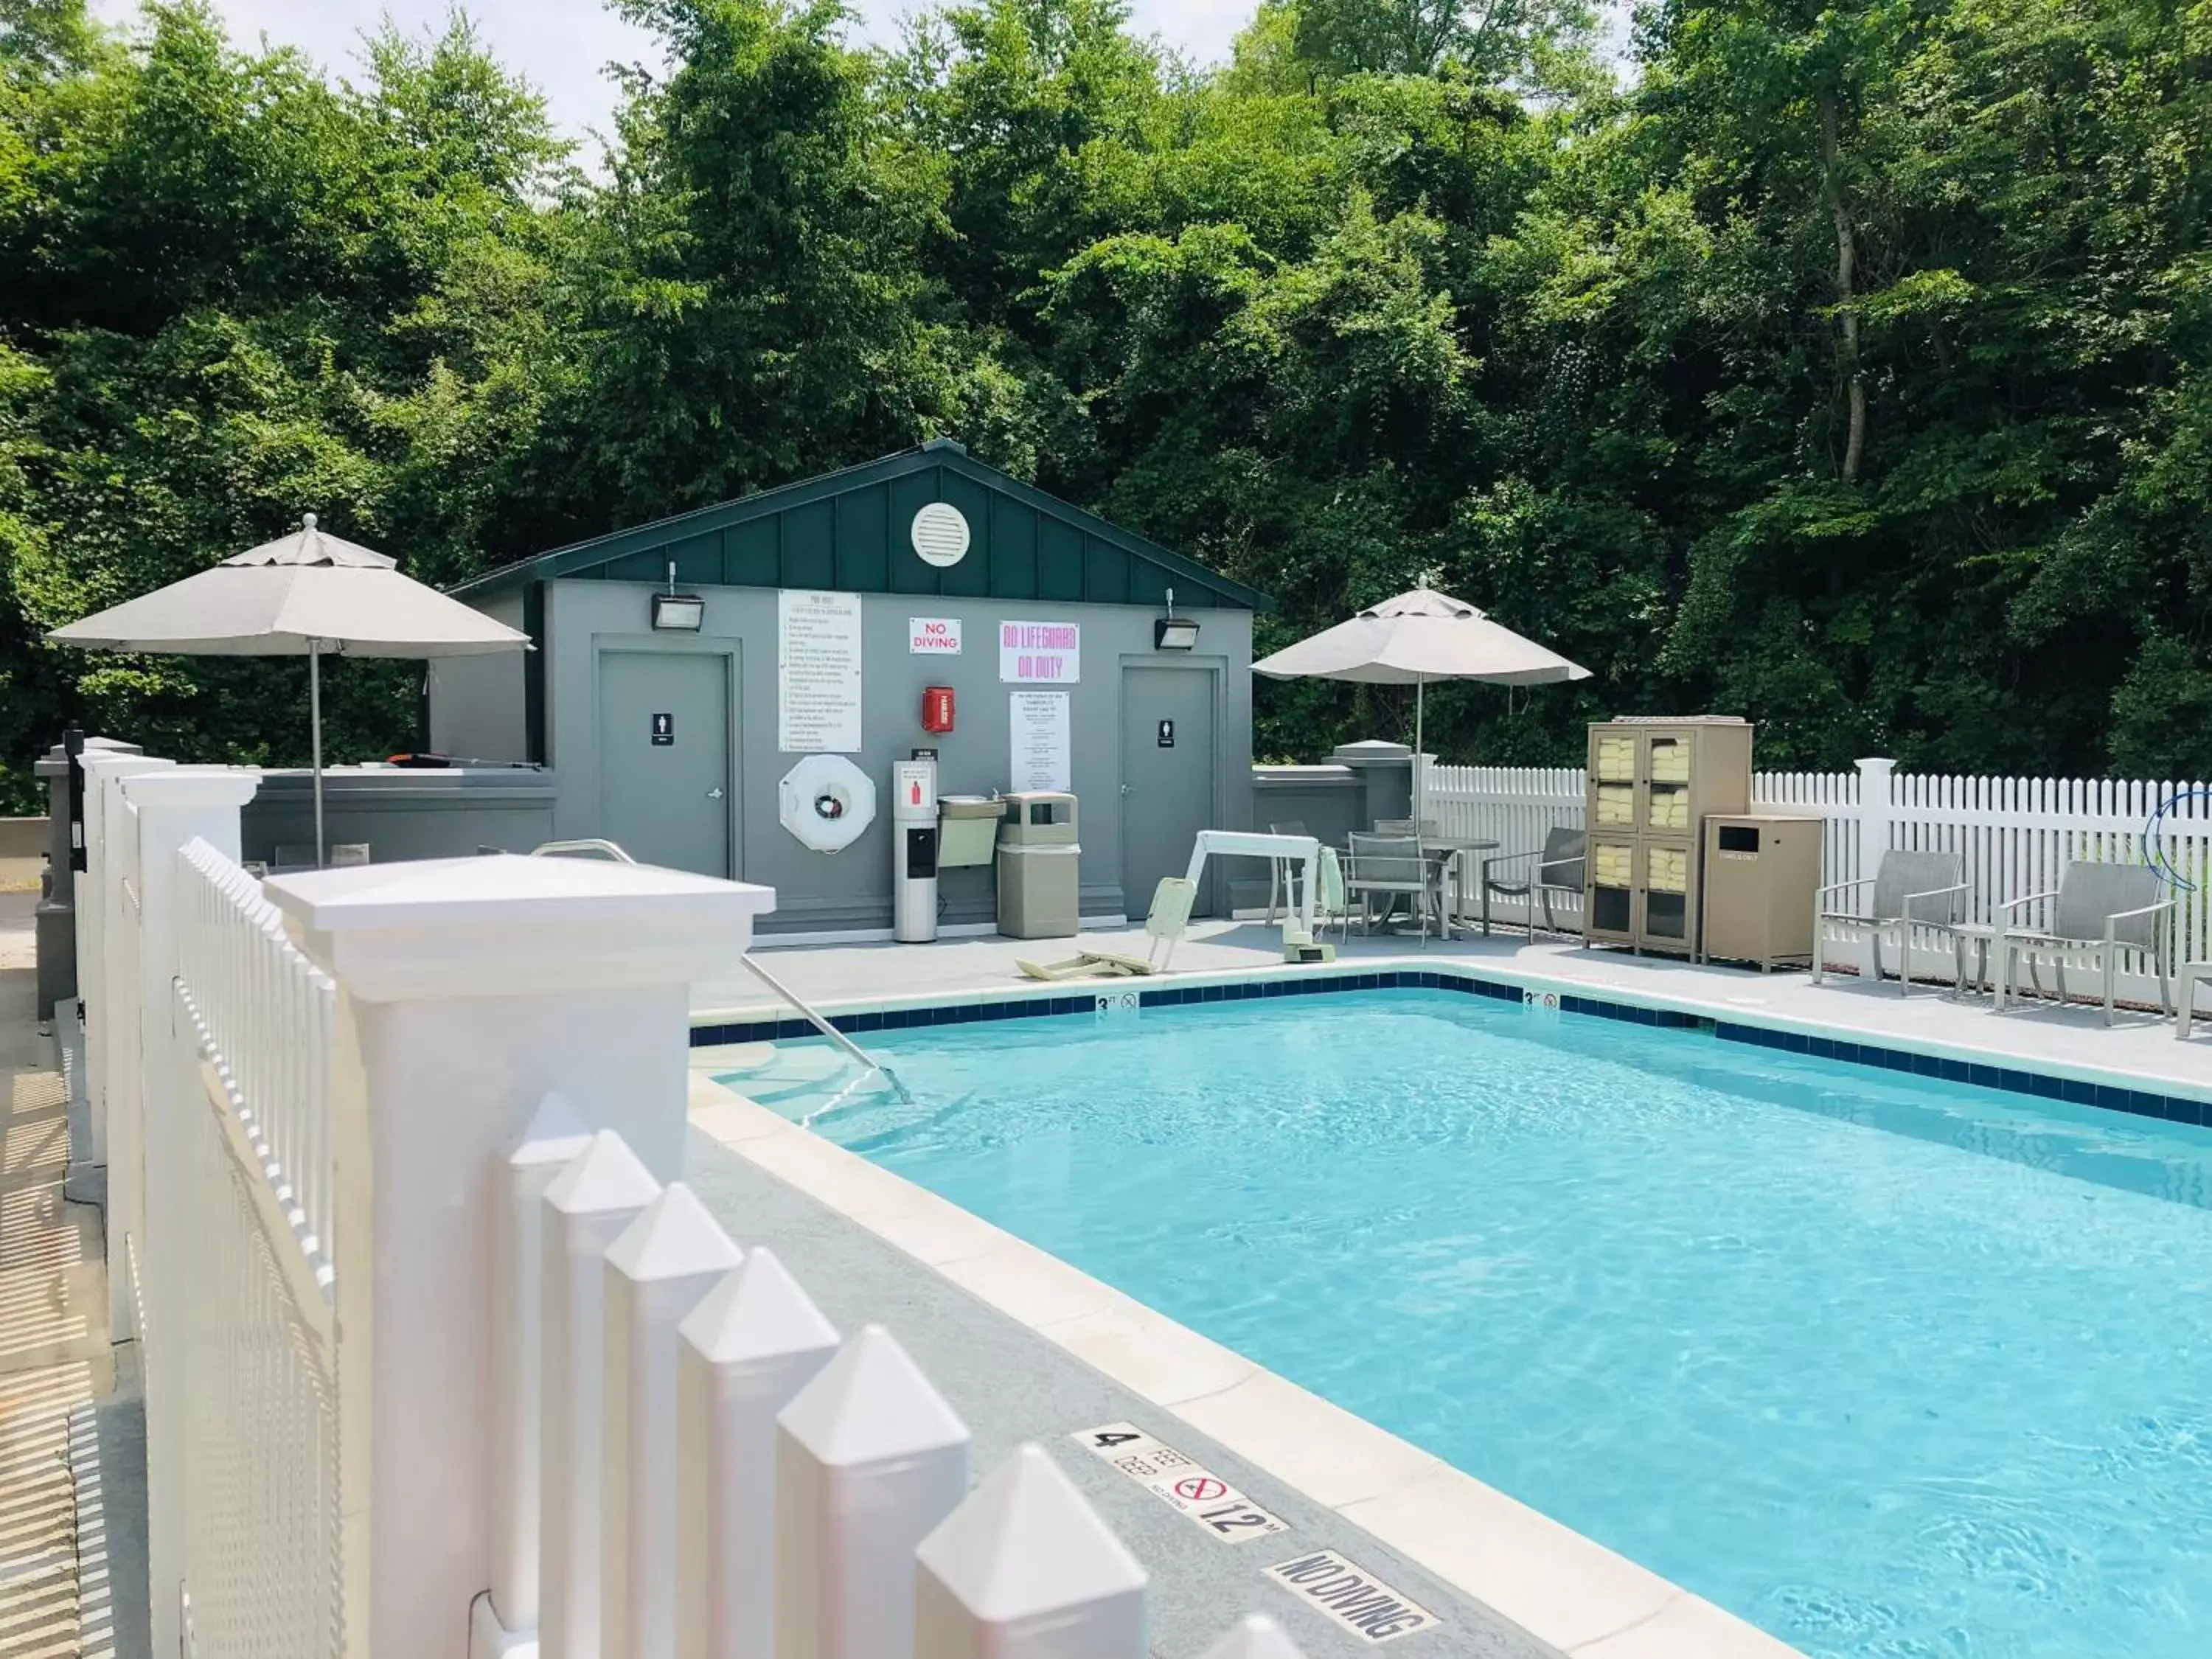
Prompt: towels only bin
<box><xmin>997</xmin><ymin>790</ymin><xmax>1079</xmax><ymax>938</ymax></box>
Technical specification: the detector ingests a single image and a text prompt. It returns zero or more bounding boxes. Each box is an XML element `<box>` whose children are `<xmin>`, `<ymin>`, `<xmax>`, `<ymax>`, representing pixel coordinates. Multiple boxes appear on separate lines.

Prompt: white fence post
<box><xmin>490</xmin><ymin>1093</ymin><xmax>594</xmax><ymax>1639</ymax></box>
<box><xmin>262</xmin><ymin>852</ymin><xmax>775</xmax><ymax>1659</ymax></box>
<box><xmin>1195</xmin><ymin>1615</ymin><xmax>1307</xmax><ymax>1658</ymax></box>
<box><xmin>602</xmin><ymin>1184</ymin><xmax>742</xmax><ymax>1659</ymax></box>
<box><xmin>675</xmin><ymin>1247</ymin><xmax>840</xmax><ymax>1659</ymax></box>
<box><xmin>775</xmin><ymin>1325</ymin><xmax>971</xmax><ymax>1659</ymax></box>
<box><xmin>114</xmin><ymin>770</ymin><xmax>259</xmax><ymax>1659</ymax></box>
<box><xmin>541</xmin><ymin>1133</ymin><xmax>662</xmax><ymax>1659</ymax></box>
<box><xmin>914</xmin><ymin>1444</ymin><xmax>1147</xmax><ymax>1659</ymax></box>
<box><xmin>76</xmin><ymin>752</ymin><xmax>170</xmax><ymax>1173</ymax></box>
<box><xmin>1856</xmin><ymin>757</ymin><xmax>1896</xmax><ymax>877</ymax></box>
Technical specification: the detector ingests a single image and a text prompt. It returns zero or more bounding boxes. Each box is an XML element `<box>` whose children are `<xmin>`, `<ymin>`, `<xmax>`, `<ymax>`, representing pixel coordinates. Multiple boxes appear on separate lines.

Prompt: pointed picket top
<box><xmin>605</xmin><ymin>1180</ymin><xmax>742</xmax><ymax>1281</ymax></box>
<box><xmin>1194</xmin><ymin>1615</ymin><xmax>1307</xmax><ymax>1659</ymax></box>
<box><xmin>779</xmin><ymin>1324</ymin><xmax>968</xmax><ymax>1465</ymax></box>
<box><xmin>543</xmin><ymin>1127</ymin><xmax>661</xmax><ymax>1217</ymax></box>
<box><xmin>679</xmin><ymin>1246</ymin><xmax>838</xmax><ymax>1366</ymax></box>
<box><xmin>507</xmin><ymin>1091</ymin><xmax>593</xmax><ymax>1172</ymax></box>
<box><xmin>917</xmin><ymin>1443</ymin><xmax>1147</xmax><ymax>1620</ymax></box>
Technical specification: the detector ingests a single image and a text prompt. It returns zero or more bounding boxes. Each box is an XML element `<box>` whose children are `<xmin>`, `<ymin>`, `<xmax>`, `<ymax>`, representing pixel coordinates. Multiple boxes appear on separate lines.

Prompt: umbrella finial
<box><xmin>302</xmin><ymin>512</ymin><xmax>318</xmax><ymax>533</ymax></box>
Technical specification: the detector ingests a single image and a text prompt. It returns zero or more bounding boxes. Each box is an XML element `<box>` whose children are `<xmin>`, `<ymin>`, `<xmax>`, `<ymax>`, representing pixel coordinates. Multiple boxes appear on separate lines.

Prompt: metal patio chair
<box><xmin>1344</xmin><ymin>832</ymin><xmax>1444</xmax><ymax>943</ymax></box>
<box><xmin>1813</xmin><ymin>849</ymin><xmax>1968</xmax><ymax>995</ymax></box>
<box><xmin>1994</xmin><ymin>861</ymin><xmax>2176</xmax><ymax>1024</ymax></box>
<box><xmin>1475</xmin><ymin>828</ymin><xmax>1586</xmax><ymax>937</ymax></box>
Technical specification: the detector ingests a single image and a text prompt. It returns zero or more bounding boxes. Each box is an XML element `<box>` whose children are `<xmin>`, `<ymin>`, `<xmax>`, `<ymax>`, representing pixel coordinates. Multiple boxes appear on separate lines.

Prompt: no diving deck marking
<box><xmin>1073</xmin><ymin>1423</ymin><xmax>1288</xmax><ymax>1543</ymax></box>
<box><xmin>1265</xmin><ymin>1549</ymin><xmax>1439</xmax><ymax>1644</ymax></box>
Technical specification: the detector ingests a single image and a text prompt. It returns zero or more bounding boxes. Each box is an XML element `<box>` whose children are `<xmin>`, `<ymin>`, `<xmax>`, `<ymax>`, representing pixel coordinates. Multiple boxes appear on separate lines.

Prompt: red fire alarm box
<box><xmin>922</xmin><ymin>686</ymin><xmax>956</xmax><ymax>733</ymax></box>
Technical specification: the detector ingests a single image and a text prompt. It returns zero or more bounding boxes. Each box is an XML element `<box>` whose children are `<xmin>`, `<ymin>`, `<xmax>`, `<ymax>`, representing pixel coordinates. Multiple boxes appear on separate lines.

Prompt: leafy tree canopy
<box><xmin>1</xmin><ymin>0</ymin><xmax>2209</xmax><ymax>809</ymax></box>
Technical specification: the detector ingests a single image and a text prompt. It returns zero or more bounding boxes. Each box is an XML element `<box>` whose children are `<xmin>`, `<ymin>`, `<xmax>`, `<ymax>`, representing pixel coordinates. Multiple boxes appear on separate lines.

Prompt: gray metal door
<box><xmin>1120</xmin><ymin>667</ymin><xmax>1216</xmax><ymax>917</ymax></box>
<box><xmin>597</xmin><ymin>651</ymin><xmax>731</xmax><ymax>875</ymax></box>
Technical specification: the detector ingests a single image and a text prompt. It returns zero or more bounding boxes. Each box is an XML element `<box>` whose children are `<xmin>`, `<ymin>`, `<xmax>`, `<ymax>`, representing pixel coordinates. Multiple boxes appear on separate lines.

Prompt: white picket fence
<box><xmin>71</xmin><ymin>751</ymin><xmax>1313</xmax><ymax>1659</ymax></box>
<box><xmin>1422</xmin><ymin>757</ymin><xmax>2212</xmax><ymax>1001</ymax></box>
<box><xmin>486</xmin><ymin>1108</ymin><xmax>1289</xmax><ymax>1659</ymax></box>
<box><xmin>173</xmin><ymin>841</ymin><xmax>349</xmax><ymax>1659</ymax></box>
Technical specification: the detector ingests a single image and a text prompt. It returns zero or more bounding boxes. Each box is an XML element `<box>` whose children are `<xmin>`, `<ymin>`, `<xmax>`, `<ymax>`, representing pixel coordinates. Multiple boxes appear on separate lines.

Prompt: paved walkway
<box><xmin>0</xmin><ymin>892</ymin><xmax>134</xmax><ymax>1659</ymax></box>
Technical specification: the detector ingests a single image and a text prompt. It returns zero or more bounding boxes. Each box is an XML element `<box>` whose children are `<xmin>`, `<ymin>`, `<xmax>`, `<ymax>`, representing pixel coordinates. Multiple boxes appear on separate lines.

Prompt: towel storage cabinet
<box><xmin>1583</xmin><ymin>717</ymin><xmax>1752</xmax><ymax>959</ymax></box>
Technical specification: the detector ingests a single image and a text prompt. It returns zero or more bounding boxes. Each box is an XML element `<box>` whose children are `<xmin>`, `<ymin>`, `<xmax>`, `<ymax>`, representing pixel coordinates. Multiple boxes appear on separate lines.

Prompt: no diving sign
<box><xmin>1072</xmin><ymin>1423</ymin><xmax>1287</xmax><ymax>1543</ymax></box>
<box><xmin>1265</xmin><ymin>1550</ymin><xmax>1437</xmax><ymax>1644</ymax></box>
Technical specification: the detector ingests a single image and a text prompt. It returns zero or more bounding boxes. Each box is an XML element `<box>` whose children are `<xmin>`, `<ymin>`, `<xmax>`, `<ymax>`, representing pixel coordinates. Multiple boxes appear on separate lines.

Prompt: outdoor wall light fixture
<box><xmin>1154</xmin><ymin>587</ymin><xmax>1200</xmax><ymax>650</ymax></box>
<box><xmin>652</xmin><ymin>560</ymin><xmax>705</xmax><ymax>631</ymax></box>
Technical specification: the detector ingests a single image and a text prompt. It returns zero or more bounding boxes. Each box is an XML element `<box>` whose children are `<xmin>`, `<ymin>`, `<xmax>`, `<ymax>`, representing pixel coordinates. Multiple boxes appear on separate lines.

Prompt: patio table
<box><xmin>1939</xmin><ymin>922</ymin><xmax>2001</xmax><ymax>1001</ymax></box>
<box><xmin>1352</xmin><ymin>835</ymin><xmax>1498</xmax><ymax>938</ymax></box>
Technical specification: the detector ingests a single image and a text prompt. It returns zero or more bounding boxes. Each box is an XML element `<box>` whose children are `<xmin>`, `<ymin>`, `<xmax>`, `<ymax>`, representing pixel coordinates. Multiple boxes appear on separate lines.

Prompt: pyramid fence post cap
<box><xmin>1196</xmin><ymin>1613</ymin><xmax>1308</xmax><ymax>1659</ymax></box>
<box><xmin>778</xmin><ymin>1324</ymin><xmax>968</xmax><ymax>1464</ymax></box>
<box><xmin>543</xmin><ymin>1129</ymin><xmax>661</xmax><ymax>1216</ymax></box>
<box><xmin>679</xmin><ymin>1245</ymin><xmax>837</xmax><ymax>1365</ymax></box>
<box><xmin>507</xmin><ymin>1091</ymin><xmax>593</xmax><ymax>1170</ymax></box>
<box><xmin>605</xmin><ymin>1182</ymin><xmax>742</xmax><ymax>1281</ymax></box>
<box><xmin>917</xmin><ymin>1442</ymin><xmax>1147</xmax><ymax>1619</ymax></box>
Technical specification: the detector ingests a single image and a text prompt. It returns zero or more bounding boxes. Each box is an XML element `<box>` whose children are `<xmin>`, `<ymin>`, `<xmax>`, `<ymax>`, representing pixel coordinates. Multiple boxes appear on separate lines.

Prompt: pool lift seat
<box><xmin>1016</xmin><ymin>832</ymin><xmax>1340</xmax><ymax>981</ymax></box>
<box><xmin>1016</xmin><ymin>877</ymin><xmax>1197</xmax><ymax>981</ymax></box>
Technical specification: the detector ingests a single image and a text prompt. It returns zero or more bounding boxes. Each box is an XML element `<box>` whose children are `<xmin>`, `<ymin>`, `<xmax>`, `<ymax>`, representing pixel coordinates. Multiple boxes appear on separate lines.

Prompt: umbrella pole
<box><xmin>310</xmin><ymin>639</ymin><xmax>325</xmax><ymax>869</ymax></box>
<box><xmin>1415</xmin><ymin>676</ymin><xmax>1427</xmax><ymax>946</ymax></box>
<box><xmin>1414</xmin><ymin>675</ymin><xmax>1425</xmax><ymax>828</ymax></box>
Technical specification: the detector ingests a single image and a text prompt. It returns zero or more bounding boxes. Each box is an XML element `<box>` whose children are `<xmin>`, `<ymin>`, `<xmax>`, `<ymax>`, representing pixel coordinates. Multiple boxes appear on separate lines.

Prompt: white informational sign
<box><xmin>1009</xmin><ymin>691</ymin><xmax>1071</xmax><ymax>793</ymax></box>
<box><xmin>777</xmin><ymin>588</ymin><xmax>863</xmax><ymax>753</ymax></box>
<box><xmin>908</xmin><ymin>616</ymin><xmax>962</xmax><ymax>656</ymax></box>
<box><xmin>1070</xmin><ymin>1424</ymin><xmax>1288</xmax><ymax>1544</ymax></box>
<box><xmin>998</xmin><ymin>619</ymin><xmax>1080</xmax><ymax>684</ymax></box>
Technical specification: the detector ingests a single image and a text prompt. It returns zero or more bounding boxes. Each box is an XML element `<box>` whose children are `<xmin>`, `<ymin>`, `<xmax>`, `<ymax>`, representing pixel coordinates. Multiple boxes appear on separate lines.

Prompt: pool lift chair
<box><xmin>1015</xmin><ymin>830</ymin><xmax>1340</xmax><ymax>980</ymax></box>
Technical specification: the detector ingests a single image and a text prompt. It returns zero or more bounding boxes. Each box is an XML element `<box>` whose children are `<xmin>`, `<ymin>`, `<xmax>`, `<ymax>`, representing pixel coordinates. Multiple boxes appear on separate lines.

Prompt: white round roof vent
<box><xmin>911</xmin><ymin>501</ymin><xmax>971</xmax><ymax>568</ymax></box>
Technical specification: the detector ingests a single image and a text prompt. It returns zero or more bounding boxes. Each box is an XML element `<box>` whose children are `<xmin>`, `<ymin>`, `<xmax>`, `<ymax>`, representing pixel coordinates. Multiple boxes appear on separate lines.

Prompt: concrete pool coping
<box><xmin>687</xmin><ymin>1068</ymin><xmax>1804</xmax><ymax>1659</ymax></box>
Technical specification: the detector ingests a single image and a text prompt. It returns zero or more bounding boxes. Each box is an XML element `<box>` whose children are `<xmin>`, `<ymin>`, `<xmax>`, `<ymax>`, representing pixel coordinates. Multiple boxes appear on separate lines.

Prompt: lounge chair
<box><xmin>1813</xmin><ymin>849</ymin><xmax>1967</xmax><ymax>994</ymax></box>
<box><xmin>1475</xmin><ymin>829</ymin><xmax>1585</xmax><ymax>937</ymax></box>
<box><xmin>1994</xmin><ymin>861</ymin><xmax>2174</xmax><ymax>1023</ymax></box>
<box><xmin>1018</xmin><ymin>877</ymin><xmax>1197</xmax><ymax>981</ymax></box>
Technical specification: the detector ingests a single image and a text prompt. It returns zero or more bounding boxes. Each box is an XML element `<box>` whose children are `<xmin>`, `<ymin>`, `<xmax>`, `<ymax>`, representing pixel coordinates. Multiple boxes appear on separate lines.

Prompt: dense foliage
<box><xmin>3</xmin><ymin>0</ymin><xmax>2209</xmax><ymax>807</ymax></box>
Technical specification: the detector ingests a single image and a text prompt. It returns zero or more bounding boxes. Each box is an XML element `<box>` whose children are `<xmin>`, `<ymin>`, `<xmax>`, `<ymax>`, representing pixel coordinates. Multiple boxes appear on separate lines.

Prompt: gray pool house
<box><xmin>429</xmin><ymin>440</ymin><xmax>1271</xmax><ymax>935</ymax></box>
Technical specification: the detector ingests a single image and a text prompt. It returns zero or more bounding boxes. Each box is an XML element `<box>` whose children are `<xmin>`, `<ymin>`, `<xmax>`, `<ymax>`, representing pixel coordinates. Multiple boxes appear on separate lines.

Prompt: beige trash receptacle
<box><xmin>996</xmin><ymin>790</ymin><xmax>1079</xmax><ymax>939</ymax></box>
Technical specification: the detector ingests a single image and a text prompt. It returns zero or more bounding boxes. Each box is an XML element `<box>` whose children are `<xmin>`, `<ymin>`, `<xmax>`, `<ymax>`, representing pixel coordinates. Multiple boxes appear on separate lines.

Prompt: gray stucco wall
<box><xmin>425</xmin><ymin>591</ymin><xmax>528</xmax><ymax>761</ymax></box>
<box><xmin>491</xmin><ymin>578</ymin><xmax>1254</xmax><ymax>931</ymax></box>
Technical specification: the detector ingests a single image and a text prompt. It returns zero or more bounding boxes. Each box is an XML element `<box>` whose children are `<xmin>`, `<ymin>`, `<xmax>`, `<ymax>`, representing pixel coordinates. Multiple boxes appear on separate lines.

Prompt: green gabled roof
<box><xmin>451</xmin><ymin>439</ymin><xmax>1270</xmax><ymax>611</ymax></box>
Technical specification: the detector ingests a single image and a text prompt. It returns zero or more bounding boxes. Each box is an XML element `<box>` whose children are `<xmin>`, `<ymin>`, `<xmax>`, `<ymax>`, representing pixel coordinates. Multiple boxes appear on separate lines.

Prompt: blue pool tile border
<box><xmin>693</xmin><ymin>971</ymin><xmax>2208</xmax><ymax>1129</ymax></box>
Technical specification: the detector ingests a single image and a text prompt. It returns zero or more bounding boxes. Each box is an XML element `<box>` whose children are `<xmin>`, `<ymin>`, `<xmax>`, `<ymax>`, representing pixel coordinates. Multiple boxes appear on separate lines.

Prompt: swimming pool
<box><xmin>721</xmin><ymin>988</ymin><xmax>2212</xmax><ymax>1659</ymax></box>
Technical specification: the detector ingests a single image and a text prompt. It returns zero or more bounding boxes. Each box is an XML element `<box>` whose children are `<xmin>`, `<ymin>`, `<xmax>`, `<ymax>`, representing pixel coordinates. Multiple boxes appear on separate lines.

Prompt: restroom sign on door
<box><xmin>651</xmin><ymin>712</ymin><xmax>675</xmax><ymax>746</ymax></box>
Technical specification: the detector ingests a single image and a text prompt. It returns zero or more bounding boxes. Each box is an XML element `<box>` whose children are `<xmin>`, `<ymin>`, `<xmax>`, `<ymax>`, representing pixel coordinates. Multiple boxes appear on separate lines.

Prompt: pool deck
<box><xmin>690</xmin><ymin>919</ymin><xmax>2208</xmax><ymax>1659</ymax></box>
<box><xmin>686</xmin><ymin>1102</ymin><xmax>1571</xmax><ymax>1659</ymax></box>
<box><xmin>702</xmin><ymin>919</ymin><xmax>2211</xmax><ymax>1106</ymax></box>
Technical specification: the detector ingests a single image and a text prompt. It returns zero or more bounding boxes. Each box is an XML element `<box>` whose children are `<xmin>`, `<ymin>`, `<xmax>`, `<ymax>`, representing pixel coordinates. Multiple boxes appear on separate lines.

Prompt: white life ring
<box><xmin>779</xmin><ymin>755</ymin><xmax>877</xmax><ymax>853</ymax></box>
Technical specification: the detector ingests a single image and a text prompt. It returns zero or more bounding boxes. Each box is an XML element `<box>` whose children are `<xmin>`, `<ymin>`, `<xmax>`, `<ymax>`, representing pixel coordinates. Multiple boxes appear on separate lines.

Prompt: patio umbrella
<box><xmin>1251</xmin><ymin>588</ymin><xmax>1591</xmax><ymax>824</ymax></box>
<box><xmin>49</xmin><ymin>513</ymin><xmax>529</xmax><ymax>864</ymax></box>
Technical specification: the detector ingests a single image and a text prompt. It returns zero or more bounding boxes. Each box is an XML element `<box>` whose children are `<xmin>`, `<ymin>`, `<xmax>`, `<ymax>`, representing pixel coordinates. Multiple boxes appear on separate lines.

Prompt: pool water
<box><xmin>725</xmin><ymin>990</ymin><xmax>2212</xmax><ymax>1659</ymax></box>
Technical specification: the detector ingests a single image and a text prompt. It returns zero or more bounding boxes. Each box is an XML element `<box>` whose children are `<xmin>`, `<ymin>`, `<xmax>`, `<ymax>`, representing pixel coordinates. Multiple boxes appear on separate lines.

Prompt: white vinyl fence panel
<box><xmin>173</xmin><ymin>838</ymin><xmax>347</xmax><ymax>1659</ymax></box>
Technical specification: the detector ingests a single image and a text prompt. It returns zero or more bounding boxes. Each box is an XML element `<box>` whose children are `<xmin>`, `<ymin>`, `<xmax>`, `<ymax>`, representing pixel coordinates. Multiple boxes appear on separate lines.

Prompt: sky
<box><xmin>87</xmin><ymin>1</ymin><xmax>1259</xmax><ymax>150</ymax></box>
